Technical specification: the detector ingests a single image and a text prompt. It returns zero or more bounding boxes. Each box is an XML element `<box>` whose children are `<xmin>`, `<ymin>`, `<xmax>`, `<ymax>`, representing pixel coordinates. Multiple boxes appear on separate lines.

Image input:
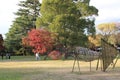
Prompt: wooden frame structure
<box><xmin>96</xmin><ymin>39</ymin><xmax>119</xmax><ymax>72</ymax></box>
<box><xmin>72</xmin><ymin>38</ymin><xmax>120</xmax><ymax>72</ymax></box>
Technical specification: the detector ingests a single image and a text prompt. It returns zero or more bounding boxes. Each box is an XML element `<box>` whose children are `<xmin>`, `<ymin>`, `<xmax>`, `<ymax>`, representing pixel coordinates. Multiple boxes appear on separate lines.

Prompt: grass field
<box><xmin>0</xmin><ymin>56</ymin><xmax>120</xmax><ymax>80</ymax></box>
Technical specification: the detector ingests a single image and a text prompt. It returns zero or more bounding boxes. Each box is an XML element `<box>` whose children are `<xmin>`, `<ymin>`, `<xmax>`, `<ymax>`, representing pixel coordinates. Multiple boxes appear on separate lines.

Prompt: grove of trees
<box><xmin>4</xmin><ymin>0</ymin><xmax>99</xmax><ymax>55</ymax></box>
<box><xmin>36</xmin><ymin>0</ymin><xmax>98</xmax><ymax>48</ymax></box>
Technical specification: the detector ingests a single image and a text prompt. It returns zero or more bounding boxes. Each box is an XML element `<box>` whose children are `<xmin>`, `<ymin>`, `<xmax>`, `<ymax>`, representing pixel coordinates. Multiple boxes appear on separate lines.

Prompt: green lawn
<box><xmin>0</xmin><ymin>56</ymin><xmax>120</xmax><ymax>80</ymax></box>
<box><xmin>0</xmin><ymin>56</ymin><xmax>74</xmax><ymax>80</ymax></box>
<box><xmin>0</xmin><ymin>58</ymin><xmax>75</xmax><ymax>80</ymax></box>
<box><xmin>0</xmin><ymin>55</ymin><xmax>54</xmax><ymax>61</ymax></box>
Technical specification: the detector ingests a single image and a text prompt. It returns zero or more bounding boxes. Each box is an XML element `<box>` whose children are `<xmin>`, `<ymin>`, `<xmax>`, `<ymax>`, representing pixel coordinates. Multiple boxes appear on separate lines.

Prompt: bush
<box><xmin>48</xmin><ymin>50</ymin><xmax>61</xmax><ymax>60</ymax></box>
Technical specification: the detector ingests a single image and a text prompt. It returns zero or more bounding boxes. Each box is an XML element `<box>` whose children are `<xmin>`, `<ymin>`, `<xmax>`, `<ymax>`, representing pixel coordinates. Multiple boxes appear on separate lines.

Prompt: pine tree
<box><xmin>5</xmin><ymin>0</ymin><xmax>41</xmax><ymax>55</ymax></box>
<box><xmin>15</xmin><ymin>0</ymin><xmax>41</xmax><ymax>29</ymax></box>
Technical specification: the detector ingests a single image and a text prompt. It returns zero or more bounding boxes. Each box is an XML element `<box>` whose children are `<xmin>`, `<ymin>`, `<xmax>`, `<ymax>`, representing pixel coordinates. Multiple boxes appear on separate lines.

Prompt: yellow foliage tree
<box><xmin>97</xmin><ymin>23</ymin><xmax>116</xmax><ymax>35</ymax></box>
<box><xmin>88</xmin><ymin>34</ymin><xmax>102</xmax><ymax>49</ymax></box>
<box><xmin>97</xmin><ymin>22</ymin><xmax>117</xmax><ymax>41</ymax></box>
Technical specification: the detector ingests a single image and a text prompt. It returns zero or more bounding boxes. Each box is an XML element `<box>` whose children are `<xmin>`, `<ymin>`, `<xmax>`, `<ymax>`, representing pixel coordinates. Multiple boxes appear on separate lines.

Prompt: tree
<box><xmin>15</xmin><ymin>0</ymin><xmax>41</xmax><ymax>29</ymax></box>
<box><xmin>97</xmin><ymin>22</ymin><xmax>118</xmax><ymax>44</ymax></box>
<box><xmin>5</xmin><ymin>0</ymin><xmax>41</xmax><ymax>55</ymax></box>
<box><xmin>114</xmin><ymin>33</ymin><xmax>120</xmax><ymax>45</ymax></box>
<box><xmin>114</xmin><ymin>23</ymin><xmax>120</xmax><ymax>45</ymax></box>
<box><xmin>36</xmin><ymin>0</ymin><xmax>98</xmax><ymax>47</ymax></box>
<box><xmin>97</xmin><ymin>23</ymin><xmax>116</xmax><ymax>35</ymax></box>
<box><xmin>22</xmin><ymin>28</ymin><xmax>54</xmax><ymax>54</ymax></box>
<box><xmin>5</xmin><ymin>23</ymin><xmax>24</xmax><ymax>53</ymax></box>
<box><xmin>88</xmin><ymin>34</ymin><xmax>102</xmax><ymax>49</ymax></box>
<box><xmin>0</xmin><ymin>34</ymin><xmax>4</xmax><ymax>51</ymax></box>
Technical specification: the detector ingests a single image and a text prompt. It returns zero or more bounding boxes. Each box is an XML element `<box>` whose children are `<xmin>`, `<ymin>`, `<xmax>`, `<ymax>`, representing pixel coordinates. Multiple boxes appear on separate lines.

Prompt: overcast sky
<box><xmin>90</xmin><ymin>0</ymin><xmax>120</xmax><ymax>24</ymax></box>
<box><xmin>0</xmin><ymin>0</ymin><xmax>120</xmax><ymax>38</ymax></box>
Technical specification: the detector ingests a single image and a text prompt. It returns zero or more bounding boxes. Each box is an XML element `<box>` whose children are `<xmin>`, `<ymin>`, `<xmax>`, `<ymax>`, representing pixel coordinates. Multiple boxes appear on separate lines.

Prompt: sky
<box><xmin>0</xmin><ymin>0</ymin><xmax>120</xmax><ymax>38</ymax></box>
<box><xmin>90</xmin><ymin>0</ymin><xmax>120</xmax><ymax>24</ymax></box>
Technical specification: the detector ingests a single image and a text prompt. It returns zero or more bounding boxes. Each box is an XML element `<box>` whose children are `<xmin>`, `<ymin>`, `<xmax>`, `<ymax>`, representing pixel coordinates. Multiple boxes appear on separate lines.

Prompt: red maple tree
<box><xmin>22</xmin><ymin>28</ymin><xmax>54</xmax><ymax>54</ymax></box>
<box><xmin>0</xmin><ymin>34</ymin><xmax>4</xmax><ymax>51</ymax></box>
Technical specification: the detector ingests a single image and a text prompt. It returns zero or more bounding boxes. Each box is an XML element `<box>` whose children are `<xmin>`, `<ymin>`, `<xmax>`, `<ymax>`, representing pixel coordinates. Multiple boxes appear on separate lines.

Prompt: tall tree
<box><xmin>5</xmin><ymin>0</ymin><xmax>41</xmax><ymax>55</ymax></box>
<box><xmin>36</xmin><ymin>0</ymin><xmax>98</xmax><ymax>47</ymax></box>
<box><xmin>15</xmin><ymin>0</ymin><xmax>41</xmax><ymax>29</ymax></box>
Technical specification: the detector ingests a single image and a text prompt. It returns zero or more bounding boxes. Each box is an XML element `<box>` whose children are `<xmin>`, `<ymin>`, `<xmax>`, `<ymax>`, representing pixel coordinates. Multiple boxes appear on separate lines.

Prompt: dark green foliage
<box><xmin>15</xmin><ymin>0</ymin><xmax>41</xmax><ymax>29</ymax></box>
<box><xmin>36</xmin><ymin>0</ymin><xmax>98</xmax><ymax>47</ymax></box>
<box><xmin>5</xmin><ymin>0</ymin><xmax>41</xmax><ymax>55</ymax></box>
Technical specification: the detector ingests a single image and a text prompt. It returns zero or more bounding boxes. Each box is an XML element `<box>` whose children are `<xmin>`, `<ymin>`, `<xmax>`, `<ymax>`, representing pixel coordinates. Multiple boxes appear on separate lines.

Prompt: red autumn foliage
<box><xmin>22</xmin><ymin>28</ymin><xmax>54</xmax><ymax>54</ymax></box>
<box><xmin>48</xmin><ymin>50</ymin><xmax>61</xmax><ymax>60</ymax></box>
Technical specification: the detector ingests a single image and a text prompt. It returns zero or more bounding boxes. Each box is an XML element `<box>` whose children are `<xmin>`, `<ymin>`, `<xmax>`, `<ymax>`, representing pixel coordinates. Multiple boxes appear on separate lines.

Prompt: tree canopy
<box><xmin>97</xmin><ymin>22</ymin><xmax>120</xmax><ymax>45</ymax></box>
<box><xmin>36</xmin><ymin>0</ymin><xmax>98</xmax><ymax>47</ymax></box>
<box><xmin>88</xmin><ymin>34</ymin><xmax>102</xmax><ymax>48</ymax></box>
<box><xmin>22</xmin><ymin>29</ymin><xmax>54</xmax><ymax>54</ymax></box>
<box><xmin>97</xmin><ymin>23</ymin><xmax>117</xmax><ymax>35</ymax></box>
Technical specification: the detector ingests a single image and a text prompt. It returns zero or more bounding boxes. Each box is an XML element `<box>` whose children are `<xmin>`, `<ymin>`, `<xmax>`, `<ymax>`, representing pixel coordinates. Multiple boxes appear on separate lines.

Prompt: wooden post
<box><xmin>72</xmin><ymin>55</ymin><xmax>80</xmax><ymax>73</ymax></box>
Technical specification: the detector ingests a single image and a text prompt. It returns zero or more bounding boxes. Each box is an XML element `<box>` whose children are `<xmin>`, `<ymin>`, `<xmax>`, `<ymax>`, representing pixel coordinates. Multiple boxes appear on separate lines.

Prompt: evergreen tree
<box><xmin>15</xmin><ymin>0</ymin><xmax>41</xmax><ymax>29</ymax></box>
<box><xmin>5</xmin><ymin>0</ymin><xmax>41</xmax><ymax>55</ymax></box>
